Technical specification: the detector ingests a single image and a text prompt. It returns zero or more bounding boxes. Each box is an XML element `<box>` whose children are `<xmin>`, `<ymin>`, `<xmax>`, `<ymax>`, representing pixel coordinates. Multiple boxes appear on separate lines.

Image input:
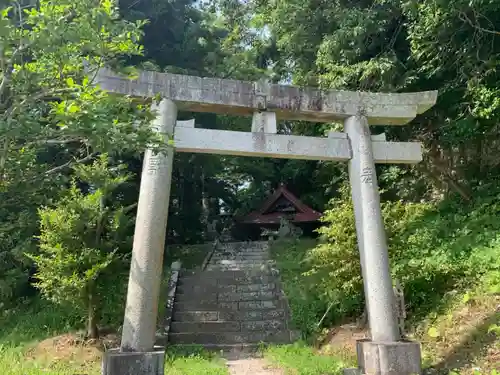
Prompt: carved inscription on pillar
<box><xmin>360</xmin><ymin>166</ymin><xmax>373</xmax><ymax>184</ymax></box>
<box><xmin>146</xmin><ymin>152</ymin><xmax>168</xmax><ymax>175</ymax></box>
<box><xmin>358</xmin><ymin>127</ymin><xmax>374</xmax><ymax>184</ymax></box>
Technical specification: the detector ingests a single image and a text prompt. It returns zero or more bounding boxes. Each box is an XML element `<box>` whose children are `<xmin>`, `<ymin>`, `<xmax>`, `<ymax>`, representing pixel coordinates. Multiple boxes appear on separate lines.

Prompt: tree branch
<box><xmin>44</xmin><ymin>153</ymin><xmax>96</xmax><ymax>175</ymax></box>
<box><xmin>459</xmin><ymin>11</ymin><xmax>500</xmax><ymax>36</ymax></box>
<box><xmin>123</xmin><ymin>202</ymin><xmax>138</xmax><ymax>214</ymax></box>
<box><xmin>11</xmin><ymin>137</ymin><xmax>84</xmax><ymax>150</ymax></box>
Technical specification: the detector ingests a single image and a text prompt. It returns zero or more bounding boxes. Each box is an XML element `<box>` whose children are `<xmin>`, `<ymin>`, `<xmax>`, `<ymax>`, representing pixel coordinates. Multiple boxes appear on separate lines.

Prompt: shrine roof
<box><xmin>238</xmin><ymin>184</ymin><xmax>322</xmax><ymax>224</ymax></box>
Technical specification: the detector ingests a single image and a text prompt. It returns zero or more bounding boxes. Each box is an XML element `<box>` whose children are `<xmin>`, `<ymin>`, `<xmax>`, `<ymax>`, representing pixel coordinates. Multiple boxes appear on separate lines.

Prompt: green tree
<box><xmin>30</xmin><ymin>156</ymin><xmax>134</xmax><ymax>338</ymax></box>
<box><xmin>250</xmin><ymin>0</ymin><xmax>500</xmax><ymax>200</ymax></box>
<box><xmin>0</xmin><ymin>0</ymin><xmax>161</xmax><ymax>302</ymax></box>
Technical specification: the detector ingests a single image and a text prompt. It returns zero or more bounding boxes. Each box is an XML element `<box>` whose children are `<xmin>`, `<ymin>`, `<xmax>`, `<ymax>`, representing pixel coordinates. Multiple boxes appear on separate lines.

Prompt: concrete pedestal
<box><xmin>350</xmin><ymin>339</ymin><xmax>422</xmax><ymax>375</ymax></box>
<box><xmin>102</xmin><ymin>346</ymin><xmax>165</xmax><ymax>375</ymax></box>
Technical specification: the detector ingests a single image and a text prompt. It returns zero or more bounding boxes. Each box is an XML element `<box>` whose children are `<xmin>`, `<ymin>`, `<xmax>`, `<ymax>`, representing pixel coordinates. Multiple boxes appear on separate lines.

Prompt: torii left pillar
<box><xmin>102</xmin><ymin>99</ymin><xmax>177</xmax><ymax>375</ymax></box>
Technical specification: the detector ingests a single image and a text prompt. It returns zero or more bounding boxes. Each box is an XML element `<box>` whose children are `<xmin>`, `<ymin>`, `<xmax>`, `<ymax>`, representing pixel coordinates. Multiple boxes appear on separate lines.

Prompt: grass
<box><xmin>269</xmin><ymin>239</ymin><xmax>499</xmax><ymax>374</ymax></box>
<box><xmin>3</xmin><ymin>190</ymin><xmax>499</xmax><ymax>375</ymax></box>
<box><xmin>0</xmin><ymin>342</ymin><xmax>230</xmax><ymax>375</ymax></box>
<box><xmin>263</xmin><ymin>342</ymin><xmax>345</xmax><ymax>375</ymax></box>
<box><xmin>415</xmin><ymin>281</ymin><xmax>499</xmax><ymax>375</ymax></box>
<box><xmin>0</xmin><ymin>297</ymin><xmax>348</xmax><ymax>375</ymax></box>
<box><xmin>0</xmin><ymin>297</ymin><xmax>229</xmax><ymax>375</ymax></box>
<box><xmin>0</xmin><ymin>349</ymin><xmax>99</xmax><ymax>375</ymax></box>
<box><xmin>165</xmin><ymin>353</ymin><xmax>229</xmax><ymax>375</ymax></box>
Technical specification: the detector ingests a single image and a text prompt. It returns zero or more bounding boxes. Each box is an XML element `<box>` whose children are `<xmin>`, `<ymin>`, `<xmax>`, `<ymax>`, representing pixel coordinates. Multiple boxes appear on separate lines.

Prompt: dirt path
<box><xmin>227</xmin><ymin>358</ymin><xmax>285</xmax><ymax>375</ymax></box>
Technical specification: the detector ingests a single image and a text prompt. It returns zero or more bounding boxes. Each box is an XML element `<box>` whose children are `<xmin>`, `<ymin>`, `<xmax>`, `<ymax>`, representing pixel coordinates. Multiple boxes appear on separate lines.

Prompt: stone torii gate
<box><xmin>97</xmin><ymin>67</ymin><xmax>437</xmax><ymax>375</ymax></box>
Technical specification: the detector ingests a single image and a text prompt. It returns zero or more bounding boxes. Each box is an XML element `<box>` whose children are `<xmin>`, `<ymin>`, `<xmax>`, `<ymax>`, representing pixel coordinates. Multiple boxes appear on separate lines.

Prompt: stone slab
<box><xmin>173</xmin><ymin>309</ymin><xmax>287</xmax><ymax>323</ymax></box>
<box><xmin>170</xmin><ymin>343</ymin><xmax>260</xmax><ymax>360</ymax></box>
<box><xmin>172</xmin><ymin>310</ymin><xmax>220</xmax><ymax>322</ymax></box>
<box><xmin>181</xmin><ymin>269</ymin><xmax>276</xmax><ymax>279</ymax></box>
<box><xmin>175</xmin><ymin>291</ymin><xmax>278</xmax><ymax>303</ymax></box>
<box><xmin>206</xmin><ymin>266</ymin><xmax>272</xmax><ymax>271</ymax></box>
<box><xmin>168</xmin><ymin>330</ymin><xmax>293</xmax><ymax>345</ymax></box>
<box><xmin>210</xmin><ymin>254</ymin><xmax>269</xmax><ymax>258</ymax></box>
<box><xmin>162</xmin><ymin>262</ymin><xmax>181</xmax><ymax>340</ymax></box>
<box><xmin>210</xmin><ymin>258</ymin><xmax>269</xmax><ymax>264</ymax></box>
<box><xmin>177</xmin><ymin>276</ymin><xmax>218</xmax><ymax>287</ymax></box>
<box><xmin>170</xmin><ymin>321</ymin><xmax>241</xmax><ymax>333</ymax></box>
<box><xmin>356</xmin><ymin>339</ymin><xmax>422</xmax><ymax>375</ymax></box>
<box><xmin>218</xmin><ymin>290</ymin><xmax>278</xmax><ymax>302</ymax></box>
<box><xmin>238</xmin><ymin>299</ymin><xmax>286</xmax><ymax>310</ymax></box>
<box><xmin>343</xmin><ymin>368</ymin><xmax>362</xmax><ymax>375</ymax></box>
<box><xmin>174</xmin><ymin>292</ymin><xmax>218</xmax><ymax>302</ymax></box>
<box><xmin>174</xmin><ymin>128</ymin><xmax>422</xmax><ymax>164</ymax></box>
<box><xmin>240</xmin><ymin>319</ymin><xmax>286</xmax><ymax>331</ymax></box>
<box><xmin>237</xmin><ymin>283</ymin><xmax>276</xmax><ymax>292</ymax></box>
<box><xmin>176</xmin><ymin>284</ymin><xmax>238</xmax><ymax>294</ymax></box>
<box><xmin>174</xmin><ymin>301</ymin><xmax>238</xmax><ymax>311</ymax></box>
<box><xmin>218</xmin><ymin>309</ymin><xmax>286</xmax><ymax>322</ymax></box>
<box><xmin>170</xmin><ymin>319</ymin><xmax>286</xmax><ymax>333</ymax></box>
<box><xmin>174</xmin><ymin>127</ymin><xmax>351</xmax><ymax>161</ymax></box>
<box><xmin>174</xmin><ymin>298</ymin><xmax>286</xmax><ymax>312</ymax></box>
<box><xmin>95</xmin><ymin>67</ymin><xmax>437</xmax><ymax>125</ymax></box>
<box><xmin>213</xmin><ymin>260</ymin><xmax>273</xmax><ymax>266</ymax></box>
<box><xmin>252</xmin><ymin>111</ymin><xmax>277</xmax><ymax>133</ymax></box>
<box><xmin>178</xmin><ymin>275</ymin><xmax>276</xmax><ymax>287</ymax></box>
<box><xmin>101</xmin><ymin>347</ymin><xmax>165</xmax><ymax>375</ymax></box>
<box><xmin>176</xmin><ymin>283</ymin><xmax>277</xmax><ymax>295</ymax></box>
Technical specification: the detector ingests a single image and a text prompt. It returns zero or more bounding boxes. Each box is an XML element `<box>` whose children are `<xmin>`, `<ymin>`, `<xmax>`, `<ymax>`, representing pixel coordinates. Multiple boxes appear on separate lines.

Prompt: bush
<box><xmin>270</xmin><ymin>238</ymin><xmax>326</xmax><ymax>337</ymax></box>
<box><xmin>273</xmin><ymin>184</ymin><xmax>500</xmax><ymax>333</ymax></box>
<box><xmin>29</xmin><ymin>156</ymin><xmax>134</xmax><ymax>338</ymax></box>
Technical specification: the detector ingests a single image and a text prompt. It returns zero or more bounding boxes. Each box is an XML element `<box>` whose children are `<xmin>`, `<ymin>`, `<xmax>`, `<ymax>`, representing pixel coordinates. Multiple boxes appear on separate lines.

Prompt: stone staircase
<box><xmin>168</xmin><ymin>241</ymin><xmax>298</xmax><ymax>357</ymax></box>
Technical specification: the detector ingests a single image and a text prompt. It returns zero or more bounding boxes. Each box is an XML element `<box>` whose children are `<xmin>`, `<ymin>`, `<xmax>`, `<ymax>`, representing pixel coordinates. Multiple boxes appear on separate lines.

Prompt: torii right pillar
<box><xmin>345</xmin><ymin>113</ymin><xmax>428</xmax><ymax>375</ymax></box>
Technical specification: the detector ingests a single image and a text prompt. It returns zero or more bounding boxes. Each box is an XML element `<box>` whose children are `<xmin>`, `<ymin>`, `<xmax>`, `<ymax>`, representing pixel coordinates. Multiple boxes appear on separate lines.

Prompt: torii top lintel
<box><xmin>95</xmin><ymin>68</ymin><xmax>438</xmax><ymax>126</ymax></box>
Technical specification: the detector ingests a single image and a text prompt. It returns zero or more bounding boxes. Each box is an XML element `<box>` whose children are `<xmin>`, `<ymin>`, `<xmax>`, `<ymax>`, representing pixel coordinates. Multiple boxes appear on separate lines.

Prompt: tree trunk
<box><xmin>87</xmin><ymin>290</ymin><xmax>99</xmax><ymax>339</ymax></box>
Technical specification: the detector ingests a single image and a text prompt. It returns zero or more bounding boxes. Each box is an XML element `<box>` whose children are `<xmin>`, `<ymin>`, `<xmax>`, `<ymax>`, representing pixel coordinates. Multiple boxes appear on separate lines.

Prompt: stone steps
<box><xmin>214</xmin><ymin>253</ymin><xmax>269</xmax><ymax>258</ymax></box>
<box><xmin>172</xmin><ymin>309</ymin><xmax>286</xmax><ymax>322</ymax></box>
<box><xmin>210</xmin><ymin>258</ymin><xmax>269</xmax><ymax>263</ymax></box>
<box><xmin>176</xmin><ymin>282</ymin><xmax>276</xmax><ymax>295</ymax></box>
<box><xmin>174</xmin><ymin>299</ymin><xmax>288</xmax><ymax>312</ymax></box>
<box><xmin>169</xmin><ymin>330</ymin><xmax>294</xmax><ymax>345</ymax></box>
<box><xmin>209</xmin><ymin>260</ymin><xmax>275</xmax><ymax>265</ymax></box>
<box><xmin>174</xmin><ymin>290</ymin><xmax>280</xmax><ymax>303</ymax></box>
<box><xmin>170</xmin><ymin>319</ymin><xmax>286</xmax><ymax>333</ymax></box>
<box><xmin>167</xmin><ymin>241</ymin><xmax>296</xmax><ymax>352</ymax></box>
<box><xmin>205</xmin><ymin>265</ymin><xmax>272</xmax><ymax>271</ymax></box>
<box><xmin>169</xmin><ymin>344</ymin><xmax>261</xmax><ymax>360</ymax></box>
<box><xmin>179</xmin><ymin>269</ymin><xmax>276</xmax><ymax>277</ymax></box>
<box><xmin>178</xmin><ymin>271</ymin><xmax>278</xmax><ymax>286</ymax></box>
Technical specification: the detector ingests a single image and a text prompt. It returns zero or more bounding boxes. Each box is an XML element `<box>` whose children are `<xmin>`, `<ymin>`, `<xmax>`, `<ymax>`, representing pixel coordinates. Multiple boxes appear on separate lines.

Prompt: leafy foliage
<box><xmin>0</xmin><ymin>0</ymin><xmax>160</xmax><ymax>303</ymax></box>
<box><xmin>273</xmin><ymin>184</ymin><xmax>500</xmax><ymax>333</ymax></box>
<box><xmin>30</xmin><ymin>156</ymin><xmax>134</xmax><ymax>338</ymax></box>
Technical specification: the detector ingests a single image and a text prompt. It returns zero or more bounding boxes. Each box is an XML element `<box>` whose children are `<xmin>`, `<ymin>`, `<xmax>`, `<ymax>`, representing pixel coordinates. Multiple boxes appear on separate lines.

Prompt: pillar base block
<box><xmin>343</xmin><ymin>368</ymin><xmax>362</xmax><ymax>375</ymax></box>
<box><xmin>102</xmin><ymin>346</ymin><xmax>165</xmax><ymax>375</ymax></box>
<box><xmin>353</xmin><ymin>339</ymin><xmax>422</xmax><ymax>375</ymax></box>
